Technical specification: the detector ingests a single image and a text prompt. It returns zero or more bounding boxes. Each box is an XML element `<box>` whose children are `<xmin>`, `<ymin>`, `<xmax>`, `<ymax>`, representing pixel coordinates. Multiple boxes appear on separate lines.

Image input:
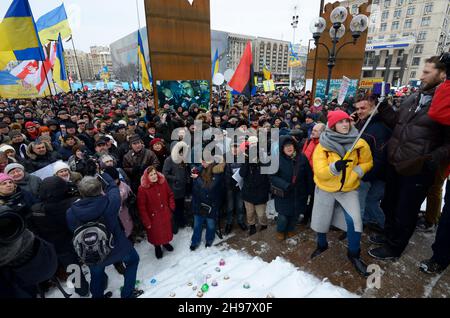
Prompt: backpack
<box><xmin>72</xmin><ymin>215</ymin><xmax>114</xmax><ymax>266</ymax></box>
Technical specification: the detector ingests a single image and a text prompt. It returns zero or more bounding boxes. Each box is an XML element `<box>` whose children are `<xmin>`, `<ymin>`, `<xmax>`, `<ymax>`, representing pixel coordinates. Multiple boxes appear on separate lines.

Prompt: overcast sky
<box><xmin>0</xmin><ymin>0</ymin><xmax>334</xmax><ymax>51</ymax></box>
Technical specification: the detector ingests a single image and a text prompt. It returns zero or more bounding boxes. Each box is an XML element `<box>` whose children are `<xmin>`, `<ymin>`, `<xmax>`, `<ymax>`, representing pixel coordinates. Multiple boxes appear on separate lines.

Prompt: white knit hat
<box><xmin>0</xmin><ymin>144</ymin><xmax>15</xmax><ymax>154</ymax></box>
<box><xmin>4</xmin><ymin>163</ymin><xmax>25</xmax><ymax>175</ymax></box>
<box><xmin>53</xmin><ymin>161</ymin><xmax>70</xmax><ymax>175</ymax></box>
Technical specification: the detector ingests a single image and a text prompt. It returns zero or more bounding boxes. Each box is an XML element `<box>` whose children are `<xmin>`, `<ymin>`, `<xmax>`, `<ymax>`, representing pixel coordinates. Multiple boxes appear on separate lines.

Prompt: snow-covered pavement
<box><xmin>47</xmin><ymin>228</ymin><xmax>357</xmax><ymax>299</ymax></box>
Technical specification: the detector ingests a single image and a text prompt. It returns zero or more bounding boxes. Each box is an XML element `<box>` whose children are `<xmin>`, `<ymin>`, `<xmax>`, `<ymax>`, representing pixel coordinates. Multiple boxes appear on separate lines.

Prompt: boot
<box><xmin>310</xmin><ymin>245</ymin><xmax>328</xmax><ymax>259</ymax></box>
<box><xmin>249</xmin><ymin>225</ymin><xmax>257</xmax><ymax>236</ymax></box>
<box><xmin>276</xmin><ymin>232</ymin><xmax>285</xmax><ymax>241</ymax></box>
<box><xmin>287</xmin><ymin>232</ymin><xmax>296</xmax><ymax>238</ymax></box>
<box><xmin>224</xmin><ymin>224</ymin><xmax>232</xmax><ymax>235</ymax></box>
<box><xmin>238</xmin><ymin>222</ymin><xmax>248</xmax><ymax>231</ymax></box>
<box><xmin>163</xmin><ymin>243</ymin><xmax>174</xmax><ymax>252</ymax></box>
<box><xmin>260</xmin><ymin>225</ymin><xmax>268</xmax><ymax>232</ymax></box>
<box><xmin>155</xmin><ymin>245</ymin><xmax>163</xmax><ymax>259</ymax></box>
<box><xmin>348</xmin><ymin>250</ymin><xmax>369</xmax><ymax>277</ymax></box>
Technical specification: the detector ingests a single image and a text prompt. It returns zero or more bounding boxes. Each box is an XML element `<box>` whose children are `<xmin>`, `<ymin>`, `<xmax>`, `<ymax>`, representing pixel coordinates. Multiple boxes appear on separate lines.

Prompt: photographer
<box><xmin>33</xmin><ymin>176</ymin><xmax>89</xmax><ymax>297</ymax></box>
<box><xmin>0</xmin><ymin>207</ymin><xmax>58</xmax><ymax>298</ymax></box>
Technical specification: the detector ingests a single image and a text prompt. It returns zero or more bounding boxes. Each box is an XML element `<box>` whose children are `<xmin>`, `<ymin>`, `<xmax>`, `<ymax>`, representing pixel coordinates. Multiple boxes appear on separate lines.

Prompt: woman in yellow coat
<box><xmin>311</xmin><ymin>110</ymin><xmax>373</xmax><ymax>277</ymax></box>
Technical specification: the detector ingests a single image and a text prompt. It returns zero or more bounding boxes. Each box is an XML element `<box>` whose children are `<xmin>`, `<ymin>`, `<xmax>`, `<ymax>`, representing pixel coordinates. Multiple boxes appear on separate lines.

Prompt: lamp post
<box><xmin>309</xmin><ymin>6</ymin><xmax>368</xmax><ymax>106</ymax></box>
<box><xmin>290</xmin><ymin>8</ymin><xmax>299</xmax><ymax>90</ymax></box>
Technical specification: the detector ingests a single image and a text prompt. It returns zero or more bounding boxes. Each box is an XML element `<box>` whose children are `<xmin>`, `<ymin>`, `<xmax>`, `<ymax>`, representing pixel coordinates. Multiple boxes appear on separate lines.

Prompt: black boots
<box><xmin>310</xmin><ymin>245</ymin><xmax>329</xmax><ymax>259</ymax></box>
<box><xmin>155</xmin><ymin>245</ymin><xmax>163</xmax><ymax>259</ymax></box>
<box><xmin>260</xmin><ymin>225</ymin><xmax>268</xmax><ymax>232</ymax></box>
<box><xmin>238</xmin><ymin>223</ymin><xmax>248</xmax><ymax>231</ymax></box>
<box><xmin>163</xmin><ymin>244</ymin><xmax>174</xmax><ymax>252</ymax></box>
<box><xmin>249</xmin><ymin>225</ymin><xmax>257</xmax><ymax>236</ymax></box>
<box><xmin>348</xmin><ymin>250</ymin><xmax>369</xmax><ymax>277</ymax></box>
<box><xmin>224</xmin><ymin>224</ymin><xmax>232</xmax><ymax>235</ymax></box>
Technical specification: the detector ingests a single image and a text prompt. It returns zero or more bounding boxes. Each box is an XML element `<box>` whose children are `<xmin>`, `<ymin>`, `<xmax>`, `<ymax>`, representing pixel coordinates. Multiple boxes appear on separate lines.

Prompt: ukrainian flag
<box><xmin>263</xmin><ymin>65</ymin><xmax>272</xmax><ymax>80</ymax></box>
<box><xmin>211</xmin><ymin>48</ymin><xmax>219</xmax><ymax>78</ymax></box>
<box><xmin>0</xmin><ymin>0</ymin><xmax>45</xmax><ymax>61</ymax></box>
<box><xmin>36</xmin><ymin>4</ymin><xmax>72</xmax><ymax>45</ymax></box>
<box><xmin>53</xmin><ymin>33</ymin><xmax>70</xmax><ymax>93</ymax></box>
<box><xmin>138</xmin><ymin>31</ymin><xmax>151</xmax><ymax>91</ymax></box>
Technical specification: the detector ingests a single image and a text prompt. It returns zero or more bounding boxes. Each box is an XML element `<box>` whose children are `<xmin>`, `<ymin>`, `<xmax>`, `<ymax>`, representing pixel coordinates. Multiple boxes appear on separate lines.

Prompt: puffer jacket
<box><xmin>378</xmin><ymin>88</ymin><xmax>450</xmax><ymax>176</ymax></box>
<box><xmin>312</xmin><ymin>139</ymin><xmax>373</xmax><ymax>193</ymax></box>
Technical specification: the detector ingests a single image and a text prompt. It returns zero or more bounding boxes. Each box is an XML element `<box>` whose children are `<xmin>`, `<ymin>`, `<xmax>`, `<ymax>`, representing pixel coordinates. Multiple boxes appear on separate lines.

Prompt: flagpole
<box><xmin>38</xmin><ymin>43</ymin><xmax>56</xmax><ymax>105</ymax></box>
<box><xmin>68</xmin><ymin>36</ymin><xmax>85</xmax><ymax>88</ymax></box>
<box><xmin>136</xmin><ymin>0</ymin><xmax>141</xmax><ymax>91</ymax></box>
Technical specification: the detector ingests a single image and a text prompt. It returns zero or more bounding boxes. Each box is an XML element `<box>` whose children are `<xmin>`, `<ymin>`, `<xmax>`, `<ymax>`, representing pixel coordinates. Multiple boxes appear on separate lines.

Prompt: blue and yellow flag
<box><xmin>138</xmin><ymin>31</ymin><xmax>151</xmax><ymax>91</ymax></box>
<box><xmin>36</xmin><ymin>4</ymin><xmax>72</xmax><ymax>45</ymax></box>
<box><xmin>288</xmin><ymin>43</ymin><xmax>302</xmax><ymax>68</ymax></box>
<box><xmin>0</xmin><ymin>0</ymin><xmax>45</xmax><ymax>61</ymax></box>
<box><xmin>211</xmin><ymin>49</ymin><xmax>219</xmax><ymax>79</ymax></box>
<box><xmin>263</xmin><ymin>64</ymin><xmax>272</xmax><ymax>80</ymax></box>
<box><xmin>53</xmin><ymin>33</ymin><xmax>70</xmax><ymax>93</ymax></box>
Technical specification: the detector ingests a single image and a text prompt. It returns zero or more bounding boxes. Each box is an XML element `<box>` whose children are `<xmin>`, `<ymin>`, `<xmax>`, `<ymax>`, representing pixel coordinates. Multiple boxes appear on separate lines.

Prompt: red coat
<box><xmin>429</xmin><ymin>80</ymin><xmax>450</xmax><ymax>125</ymax></box>
<box><xmin>302</xmin><ymin>138</ymin><xmax>319</xmax><ymax>170</ymax></box>
<box><xmin>137</xmin><ymin>170</ymin><xmax>175</xmax><ymax>245</ymax></box>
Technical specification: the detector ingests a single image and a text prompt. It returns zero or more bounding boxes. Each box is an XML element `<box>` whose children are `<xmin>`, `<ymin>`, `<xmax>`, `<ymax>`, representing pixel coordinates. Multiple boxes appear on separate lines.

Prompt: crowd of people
<box><xmin>0</xmin><ymin>54</ymin><xmax>449</xmax><ymax>298</ymax></box>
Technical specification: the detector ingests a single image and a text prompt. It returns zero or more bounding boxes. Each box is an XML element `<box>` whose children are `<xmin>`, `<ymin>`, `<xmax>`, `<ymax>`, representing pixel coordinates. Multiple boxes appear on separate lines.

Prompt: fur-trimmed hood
<box><xmin>140</xmin><ymin>169</ymin><xmax>166</xmax><ymax>189</ymax></box>
<box><xmin>25</xmin><ymin>140</ymin><xmax>54</xmax><ymax>160</ymax></box>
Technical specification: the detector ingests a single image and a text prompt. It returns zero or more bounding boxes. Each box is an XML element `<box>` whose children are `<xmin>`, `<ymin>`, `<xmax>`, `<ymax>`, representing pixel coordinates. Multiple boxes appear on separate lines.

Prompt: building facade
<box><xmin>90</xmin><ymin>46</ymin><xmax>113</xmax><ymax>80</ymax></box>
<box><xmin>343</xmin><ymin>0</ymin><xmax>450</xmax><ymax>86</ymax></box>
<box><xmin>64</xmin><ymin>49</ymin><xmax>94</xmax><ymax>82</ymax></box>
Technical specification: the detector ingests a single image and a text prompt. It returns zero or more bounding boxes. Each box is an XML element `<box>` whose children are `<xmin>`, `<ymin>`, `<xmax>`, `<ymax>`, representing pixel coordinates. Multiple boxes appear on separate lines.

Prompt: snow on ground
<box><xmin>47</xmin><ymin>228</ymin><xmax>357</xmax><ymax>299</ymax></box>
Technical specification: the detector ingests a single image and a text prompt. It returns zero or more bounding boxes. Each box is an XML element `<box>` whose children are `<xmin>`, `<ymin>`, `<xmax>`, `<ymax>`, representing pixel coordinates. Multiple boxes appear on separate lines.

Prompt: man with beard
<box><xmin>369</xmin><ymin>56</ymin><xmax>450</xmax><ymax>260</ymax></box>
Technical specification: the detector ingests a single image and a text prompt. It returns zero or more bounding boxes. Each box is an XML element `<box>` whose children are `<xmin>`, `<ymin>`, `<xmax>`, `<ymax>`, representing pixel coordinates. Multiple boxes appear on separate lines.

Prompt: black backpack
<box><xmin>72</xmin><ymin>215</ymin><xmax>114</xmax><ymax>266</ymax></box>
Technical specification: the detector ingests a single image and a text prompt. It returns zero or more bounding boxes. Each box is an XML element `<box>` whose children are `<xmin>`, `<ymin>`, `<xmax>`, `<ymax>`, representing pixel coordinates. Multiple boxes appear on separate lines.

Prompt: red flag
<box><xmin>228</xmin><ymin>41</ymin><xmax>254</xmax><ymax>97</ymax></box>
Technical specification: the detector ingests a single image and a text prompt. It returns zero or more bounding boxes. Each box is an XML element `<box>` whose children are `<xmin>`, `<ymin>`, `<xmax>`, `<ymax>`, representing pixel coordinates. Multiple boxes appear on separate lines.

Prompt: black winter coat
<box><xmin>239</xmin><ymin>163</ymin><xmax>270</xmax><ymax>205</ymax></box>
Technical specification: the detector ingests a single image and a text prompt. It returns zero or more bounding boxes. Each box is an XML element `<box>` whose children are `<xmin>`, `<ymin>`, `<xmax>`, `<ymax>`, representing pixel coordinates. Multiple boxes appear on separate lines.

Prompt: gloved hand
<box><xmin>334</xmin><ymin>160</ymin><xmax>352</xmax><ymax>172</ymax></box>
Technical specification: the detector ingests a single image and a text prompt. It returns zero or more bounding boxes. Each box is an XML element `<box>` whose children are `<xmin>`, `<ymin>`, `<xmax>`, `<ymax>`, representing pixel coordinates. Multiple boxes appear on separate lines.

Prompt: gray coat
<box><xmin>16</xmin><ymin>173</ymin><xmax>42</xmax><ymax>198</ymax></box>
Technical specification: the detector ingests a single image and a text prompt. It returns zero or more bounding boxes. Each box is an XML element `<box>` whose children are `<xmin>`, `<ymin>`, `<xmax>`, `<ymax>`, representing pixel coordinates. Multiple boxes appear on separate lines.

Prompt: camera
<box><xmin>0</xmin><ymin>207</ymin><xmax>25</xmax><ymax>245</ymax></box>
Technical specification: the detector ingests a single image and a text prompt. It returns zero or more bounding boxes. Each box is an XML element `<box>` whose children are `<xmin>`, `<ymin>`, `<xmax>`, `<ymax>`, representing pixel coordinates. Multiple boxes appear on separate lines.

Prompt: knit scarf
<box><xmin>319</xmin><ymin>126</ymin><xmax>359</xmax><ymax>158</ymax></box>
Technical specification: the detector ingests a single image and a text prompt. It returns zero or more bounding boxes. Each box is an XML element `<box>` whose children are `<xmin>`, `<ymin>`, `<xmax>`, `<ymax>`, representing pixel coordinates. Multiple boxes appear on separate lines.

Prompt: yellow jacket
<box><xmin>312</xmin><ymin>139</ymin><xmax>373</xmax><ymax>193</ymax></box>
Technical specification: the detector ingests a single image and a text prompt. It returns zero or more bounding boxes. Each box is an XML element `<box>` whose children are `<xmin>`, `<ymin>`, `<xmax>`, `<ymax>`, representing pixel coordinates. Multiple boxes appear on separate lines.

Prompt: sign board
<box><xmin>263</xmin><ymin>80</ymin><xmax>275</xmax><ymax>92</ymax></box>
<box><xmin>315</xmin><ymin>79</ymin><xmax>359</xmax><ymax>102</ymax></box>
<box><xmin>338</xmin><ymin>76</ymin><xmax>351</xmax><ymax>105</ymax></box>
<box><xmin>359</xmin><ymin>77</ymin><xmax>384</xmax><ymax>89</ymax></box>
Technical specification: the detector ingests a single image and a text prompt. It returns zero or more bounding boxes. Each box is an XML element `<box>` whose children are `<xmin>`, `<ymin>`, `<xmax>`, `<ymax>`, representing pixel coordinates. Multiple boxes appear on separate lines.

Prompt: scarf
<box><xmin>319</xmin><ymin>126</ymin><xmax>359</xmax><ymax>158</ymax></box>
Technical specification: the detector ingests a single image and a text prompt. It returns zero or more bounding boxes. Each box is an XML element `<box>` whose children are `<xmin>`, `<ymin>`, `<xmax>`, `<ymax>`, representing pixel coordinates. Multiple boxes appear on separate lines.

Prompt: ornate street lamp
<box><xmin>309</xmin><ymin>6</ymin><xmax>368</xmax><ymax>105</ymax></box>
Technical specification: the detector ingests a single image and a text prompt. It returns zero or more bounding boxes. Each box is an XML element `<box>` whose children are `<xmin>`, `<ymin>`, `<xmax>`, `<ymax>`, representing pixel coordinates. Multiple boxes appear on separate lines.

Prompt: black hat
<box><xmin>95</xmin><ymin>138</ymin><xmax>107</xmax><ymax>146</ymax></box>
<box><xmin>103</xmin><ymin>166</ymin><xmax>120</xmax><ymax>180</ymax></box>
<box><xmin>47</xmin><ymin>119</ymin><xmax>59</xmax><ymax>127</ymax></box>
<box><xmin>66</xmin><ymin>122</ymin><xmax>77</xmax><ymax>129</ymax></box>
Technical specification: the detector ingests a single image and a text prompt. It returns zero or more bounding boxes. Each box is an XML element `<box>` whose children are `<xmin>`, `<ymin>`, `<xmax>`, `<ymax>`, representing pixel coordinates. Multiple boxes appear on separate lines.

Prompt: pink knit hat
<box><xmin>0</xmin><ymin>173</ymin><xmax>13</xmax><ymax>184</ymax></box>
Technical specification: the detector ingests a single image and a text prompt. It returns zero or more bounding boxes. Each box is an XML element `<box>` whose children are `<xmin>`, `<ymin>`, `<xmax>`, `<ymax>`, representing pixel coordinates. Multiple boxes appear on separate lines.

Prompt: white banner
<box><xmin>338</xmin><ymin>76</ymin><xmax>351</xmax><ymax>105</ymax></box>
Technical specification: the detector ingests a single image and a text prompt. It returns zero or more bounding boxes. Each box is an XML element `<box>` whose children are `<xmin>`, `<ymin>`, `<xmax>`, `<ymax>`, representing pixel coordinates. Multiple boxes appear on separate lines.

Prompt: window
<box><xmin>410</xmin><ymin>71</ymin><xmax>416</xmax><ymax>78</ymax></box>
<box><xmin>390</xmin><ymin>33</ymin><xmax>398</xmax><ymax>40</ymax></box>
<box><xmin>404</xmin><ymin>19</ymin><xmax>413</xmax><ymax>28</ymax></box>
<box><xmin>421</xmin><ymin>16</ymin><xmax>431</xmax><ymax>27</ymax></box>
<box><xmin>392</xmin><ymin>21</ymin><xmax>400</xmax><ymax>30</ymax></box>
<box><xmin>417</xmin><ymin>31</ymin><xmax>427</xmax><ymax>41</ymax></box>
<box><xmin>385</xmin><ymin>0</ymin><xmax>391</xmax><ymax>8</ymax></box>
<box><xmin>382</xmin><ymin>10</ymin><xmax>389</xmax><ymax>20</ymax></box>
<box><xmin>351</xmin><ymin>4</ymin><xmax>359</xmax><ymax>15</ymax></box>
<box><xmin>373</xmin><ymin>0</ymin><xmax>379</xmax><ymax>4</ymax></box>
<box><xmin>396</xmin><ymin>0</ymin><xmax>404</xmax><ymax>6</ymax></box>
<box><xmin>424</xmin><ymin>3</ymin><xmax>433</xmax><ymax>14</ymax></box>
<box><xmin>414</xmin><ymin>44</ymin><xmax>424</xmax><ymax>54</ymax></box>
<box><xmin>408</xmin><ymin>0</ymin><xmax>415</xmax><ymax>4</ymax></box>
<box><xmin>393</xmin><ymin>9</ymin><xmax>402</xmax><ymax>18</ymax></box>
<box><xmin>412</xmin><ymin>57</ymin><xmax>420</xmax><ymax>66</ymax></box>
<box><xmin>378</xmin><ymin>35</ymin><xmax>385</xmax><ymax>40</ymax></box>
<box><xmin>363</xmin><ymin>71</ymin><xmax>373</xmax><ymax>78</ymax></box>
<box><xmin>406</xmin><ymin>6</ymin><xmax>415</xmax><ymax>15</ymax></box>
<box><xmin>380</xmin><ymin>23</ymin><xmax>387</xmax><ymax>32</ymax></box>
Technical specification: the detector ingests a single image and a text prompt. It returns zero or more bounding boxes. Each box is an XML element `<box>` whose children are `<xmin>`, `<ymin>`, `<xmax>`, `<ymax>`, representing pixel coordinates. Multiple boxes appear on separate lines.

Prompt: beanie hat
<box><xmin>0</xmin><ymin>144</ymin><xmax>15</xmax><ymax>154</ymax></box>
<box><xmin>53</xmin><ymin>161</ymin><xmax>70</xmax><ymax>175</ymax></box>
<box><xmin>150</xmin><ymin>138</ymin><xmax>164</xmax><ymax>147</ymax></box>
<box><xmin>8</xmin><ymin>130</ymin><xmax>22</xmax><ymax>139</ymax></box>
<box><xmin>100</xmin><ymin>154</ymin><xmax>114</xmax><ymax>164</ymax></box>
<box><xmin>4</xmin><ymin>163</ymin><xmax>24</xmax><ymax>175</ymax></box>
<box><xmin>25</xmin><ymin>121</ymin><xmax>36</xmax><ymax>129</ymax></box>
<box><xmin>327</xmin><ymin>110</ymin><xmax>352</xmax><ymax>129</ymax></box>
<box><xmin>129</xmin><ymin>134</ymin><xmax>142</xmax><ymax>144</ymax></box>
<box><xmin>103</xmin><ymin>166</ymin><xmax>119</xmax><ymax>180</ymax></box>
<box><xmin>0</xmin><ymin>173</ymin><xmax>13</xmax><ymax>184</ymax></box>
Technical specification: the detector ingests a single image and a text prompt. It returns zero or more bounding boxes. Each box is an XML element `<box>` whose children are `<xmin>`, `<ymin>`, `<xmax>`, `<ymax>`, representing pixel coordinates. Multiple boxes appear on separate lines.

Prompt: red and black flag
<box><xmin>228</xmin><ymin>41</ymin><xmax>254</xmax><ymax>98</ymax></box>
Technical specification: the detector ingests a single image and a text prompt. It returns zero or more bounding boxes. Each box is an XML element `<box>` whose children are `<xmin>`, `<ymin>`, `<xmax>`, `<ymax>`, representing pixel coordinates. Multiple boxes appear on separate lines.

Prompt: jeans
<box><xmin>317</xmin><ymin>209</ymin><xmax>361</xmax><ymax>255</ymax></box>
<box><xmin>359</xmin><ymin>180</ymin><xmax>386</xmax><ymax>228</ymax></box>
<box><xmin>226</xmin><ymin>188</ymin><xmax>245</xmax><ymax>225</ymax></box>
<box><xmin>89</xmin><ymin>247</ymin><xmax>140</xmax><ymax>298</ymax></box>
<box><xmin>191</xmin><ymin>215</ymin><xmax>216</xmax><ymax>247</ymax></box>
<box><xmin>277</xmin><ymin>214</ymin><xmax>297</xmax><ymax>233</ymax></box>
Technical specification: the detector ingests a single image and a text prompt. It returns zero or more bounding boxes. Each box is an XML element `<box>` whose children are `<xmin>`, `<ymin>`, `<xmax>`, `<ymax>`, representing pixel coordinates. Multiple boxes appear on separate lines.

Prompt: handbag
<box><xmin>270</xmin><ymin>184</ymin><xmax>287</xmax><ymax>198</ymax></box>
<box><xmin>199</xmin><ymin>203</ymin><xmax>212</xmax><ymax>217</ymax></box>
